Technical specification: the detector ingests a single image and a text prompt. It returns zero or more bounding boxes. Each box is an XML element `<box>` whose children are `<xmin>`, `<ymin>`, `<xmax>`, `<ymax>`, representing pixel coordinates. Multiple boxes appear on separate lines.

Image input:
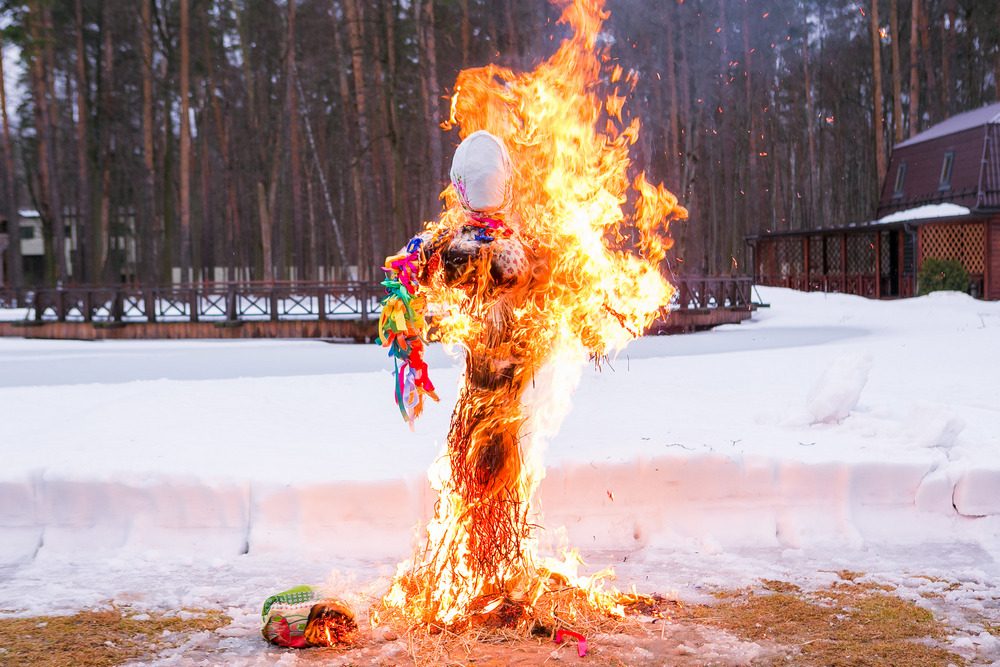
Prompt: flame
<box><xmin>383</xmin><ymin>0</ymin><xmax>686</xmax><ymax>629</ymax></box>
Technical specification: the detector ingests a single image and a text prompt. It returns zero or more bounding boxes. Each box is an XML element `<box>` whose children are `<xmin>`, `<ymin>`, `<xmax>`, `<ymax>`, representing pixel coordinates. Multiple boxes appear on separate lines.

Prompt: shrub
<box><xmin>917</xmin><ymin>257</ymin><xmax>969</xmax><ymax>295</ymax></box>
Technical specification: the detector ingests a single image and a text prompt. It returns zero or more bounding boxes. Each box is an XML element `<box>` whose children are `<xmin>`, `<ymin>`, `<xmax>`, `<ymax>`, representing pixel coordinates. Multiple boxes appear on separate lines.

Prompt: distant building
<box><xmin>0</xmin><ymin>209</ymin><xmax>136</xmax><ymax>285</ymax></box>
<box><xmin>1</xmin><ymin>209</ymin><xmax>72</xmax><ymax>284</ymax></box>
<box><xmin>748</xmin><ymin>101</ymin><xmax>1000</xmax><ymax>300</ymax></box>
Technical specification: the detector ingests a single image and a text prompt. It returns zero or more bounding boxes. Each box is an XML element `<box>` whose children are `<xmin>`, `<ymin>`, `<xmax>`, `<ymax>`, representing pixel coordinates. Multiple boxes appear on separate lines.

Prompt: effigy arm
<box><xmin>379</xmin><ymin>234</ymin><xmax>439</xmax><ymax>427</ymax></box>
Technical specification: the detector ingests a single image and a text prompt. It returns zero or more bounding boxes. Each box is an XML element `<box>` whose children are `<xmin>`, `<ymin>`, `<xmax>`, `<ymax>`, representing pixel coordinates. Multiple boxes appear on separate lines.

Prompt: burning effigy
<box><xmin>377</xmin><ymin>0</ymin><xmax>686</xmax><ymax>633</ymax></box>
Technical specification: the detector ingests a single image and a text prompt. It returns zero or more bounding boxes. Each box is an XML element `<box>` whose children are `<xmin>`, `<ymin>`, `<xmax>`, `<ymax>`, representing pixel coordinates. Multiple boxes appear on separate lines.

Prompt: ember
<box><xmin>378</xmin><ymin>0</ymin><xmax>685</xmax><ymax>631</ymax></box>
<box><xmin>302</xmin><ymin>604</ymin><xmax>359</xmax><ymax>647</ymax></box>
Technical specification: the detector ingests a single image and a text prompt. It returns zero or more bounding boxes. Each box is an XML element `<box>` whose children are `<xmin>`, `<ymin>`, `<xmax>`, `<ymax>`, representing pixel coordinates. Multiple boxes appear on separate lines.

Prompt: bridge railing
<box><xmin>672</xmin><ymin>275</ymin><xmax>754</xmax><ymax>310</ymax></box>
<box><xmin>11</xmin><ymin>282</ymin><xmax>385</xmax><ymax>325</ymax></box>
<box><xmin>3</xmin><ymin>276</ymin><xmax>753</xmax><ymax>326</ymax></box>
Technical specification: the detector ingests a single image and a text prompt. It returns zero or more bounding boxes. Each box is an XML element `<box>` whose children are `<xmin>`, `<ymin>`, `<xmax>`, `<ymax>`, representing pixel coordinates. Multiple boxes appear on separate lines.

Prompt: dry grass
<box><xmin>370</xmin><ymin>586</ymin><xmax>653</xmax><ymax>666</ymax></box>
<box><xmin>0</xmin><ymin>576</ymin><xmax>972</xmax><ymax>666</ymax></box>
<box><xmin>0</xmin><ymin>607</ymin><xmax>229</xmax><ymax>667</ymax></box>
<box><xmin>688</xmin><ymin>572</ymin><xmax>966</xmax><ymax>667</ymax></box>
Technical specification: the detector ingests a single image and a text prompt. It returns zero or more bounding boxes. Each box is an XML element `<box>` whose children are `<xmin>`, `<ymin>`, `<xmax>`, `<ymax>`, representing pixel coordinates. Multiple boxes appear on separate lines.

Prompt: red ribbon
<box><xmin>554</xmin><ymin>629</ymin><xmax>587</xmax><ymax>657</ymax></box>
<box><xmin>408</xmin><ymin>340</ymin><xmax>436</xmax><ymax>394</ymax></box>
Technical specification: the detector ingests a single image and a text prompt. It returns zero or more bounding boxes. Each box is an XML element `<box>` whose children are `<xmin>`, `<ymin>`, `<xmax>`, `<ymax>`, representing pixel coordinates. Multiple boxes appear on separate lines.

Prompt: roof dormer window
<box><xmin>893</xmin><ymin>163</ymin><xmax>906</xmax><ymax>198</ymax></box>
<box><xmin>939</xmin><ymin>151</ymin><xmax>954</xmax><ymax>190</ymax></box>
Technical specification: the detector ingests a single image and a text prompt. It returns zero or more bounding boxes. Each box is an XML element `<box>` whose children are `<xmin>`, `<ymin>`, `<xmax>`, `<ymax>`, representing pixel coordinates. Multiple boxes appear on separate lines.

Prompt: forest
<box><xmin>0</xmin><ymin>0</ymin><xmax>998</xmax><ymax>290</ymax></box>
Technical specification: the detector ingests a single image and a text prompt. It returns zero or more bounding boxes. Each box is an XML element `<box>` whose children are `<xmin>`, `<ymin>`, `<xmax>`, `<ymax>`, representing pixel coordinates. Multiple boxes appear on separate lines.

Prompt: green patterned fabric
<box><xmin>261</xmin><ymin>585</ymin><xmax>317</xmax><ymax>618</ymax></box>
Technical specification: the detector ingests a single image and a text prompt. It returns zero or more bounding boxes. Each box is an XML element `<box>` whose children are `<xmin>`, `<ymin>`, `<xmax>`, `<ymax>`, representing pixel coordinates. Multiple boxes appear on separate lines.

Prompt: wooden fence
<box><xmin>14</xmin><ymin>281</ymin><xmax>381</xmax><ymax>324</ymax></box>
<box><xmin>0</xmin><ymin>277</ymin><xmax>754</xmax><ymax>339</ymax></box>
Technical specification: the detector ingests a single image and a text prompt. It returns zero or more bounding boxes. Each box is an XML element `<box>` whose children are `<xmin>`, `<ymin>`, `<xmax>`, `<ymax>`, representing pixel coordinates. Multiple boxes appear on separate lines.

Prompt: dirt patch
<box><xmin>0</xmin><ymin>607</ymin><xmax>229</xmax><ymax>667</ymax></box>
<box><xmin>689</xmin><ymin>573</ymin><xmax>965</xmax><ymax>667</ymax></box>
<box><xmin>0</xmin><ymin>575</ymin><xmax>970</xmax><ymax>666</ymax></box>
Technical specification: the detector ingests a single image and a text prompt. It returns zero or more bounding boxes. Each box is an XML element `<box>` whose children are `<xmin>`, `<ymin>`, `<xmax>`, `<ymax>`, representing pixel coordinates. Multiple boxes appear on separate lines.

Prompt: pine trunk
<box><xmin>742</xmin><ymin>0</ymin><xmax>757</xmax><ymax>254</ymax></box>
<box><xmin>197</xmin><ymin>91</ymin><xmax>210</xmax><ymax>281</ymax></box>
<box><xmin>179</xmin><ymin>0</ymin><xmax>192</xmax><ymax>283</ymax></box>
<box><xmin>424</xmin><ymin>0</ymin><xmax>442</xmax><ymax>213</ymax></box>
<box><xmin>140</xmin><ymin>0</ymin><xmax>160</xmax><ymax>283</ymax></box>
<box><xmin>0</xmin><ymin>31</ymin><xmax>23</xmax><ymax>294</ymax></box>
<box><xmin>160</xmin><ymin>54</ymin><xmax>174</xmax><ymax>281</ymax></box>
<box><xmin>100</xmin><ymin>20</ymin><xmax>114</xmax><ymax>282</ymax></box>
<box><xmin>28</xmin><ymin>4</ymin><xmax>67</xmax><ymax>285</ymax></box>
<box><xmin>677</xmin><ymin>4</ymin><xmax>693</xmax><ymax>207</ymax></box>
<box><xmin>203</xmin><ymin>11</ymin><xmax>237</xmax><ymax>281</ymax></box>
<box><xmin>917</xmin><ymin>3</ymin><xmax>937</xmax><ymax>126</ymax></box>
<box><xmin>664</xmin><ymin>4</ymin><xmax>679</xmax><ymax>189</ymax></box>
<box><xmin>941</xmin><ymin>0</ymin><xmax>954</xmax><ymax>117</ymax></box>
<box><xmin>344</xmin><ymin>0</ymin><xmax>378</xmax><ymax>278</ymax></box>
<box><xmin>803</xmin><ymin>10</ymin><xmax>818</xmax><ymax>225</ymax></box>
<box><xmin>889</xmin><ymin>0</ymin><xmax>904</xmax><ymax>143</ymax></box>
<box><xmin>287</xmin><ymin>0</ymin><xmax>305</xmax><ymax>281</ymax></box>
<box><xmin>73</xmin><ymin>0</ymin><xmax>92</xmax><ymax>284</ymax></box>
<box><xmin>870</xmin><ymin>0</ymin><xmax>887</xmax><ymax>192</ymax></box>
<box><xmin>460</xmin><ymin>0</ymin><xmax>470</xmax><ymax>67</ymax></box>
<box><xmin>332</xmin><ymin>9</ymin><xmax>363</xmax><ymax>277</ymax></box>
<box><xmin>380</xmin><ymin>0</ymin><xmax>408</xmax><ymax>250</ymax></box>
<box><xmin>504</xmin><ymin>0</ymin><xmax>518</xmax><ymax>66</ymax></box>
<box><xmin>908</xmin><ymin>0</ymin><xmax>920</xmax><ymax>137</ymax></box>
<box><xmin>228</xmin><ymin>0</ymin><xmax>271</xmax><ymax>280</ymax></box>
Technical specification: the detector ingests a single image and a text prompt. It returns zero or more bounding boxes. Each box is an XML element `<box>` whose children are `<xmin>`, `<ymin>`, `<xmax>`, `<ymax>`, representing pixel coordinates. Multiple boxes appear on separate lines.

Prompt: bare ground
<box><xmin>4</xmin><ymin>571</ymin><xmax>998</xmax><ymax>666</ymax></box>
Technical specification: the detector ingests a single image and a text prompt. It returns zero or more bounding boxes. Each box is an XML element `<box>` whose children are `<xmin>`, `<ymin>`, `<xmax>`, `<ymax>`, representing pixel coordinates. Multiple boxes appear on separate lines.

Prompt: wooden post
<box><xmin>270</xmin><ymin>286</ymin><xmax>279</xmax><ymax>322</ymax></box>
<box><xmin>841</xmin><ymin>233</ymin><xmax>848</xmax><ymax>286</ymax></box>
<box><xmin>146</xmin><ymin>287</ymin><xmax>157</xmax><ymax>323</ymax></box>
<box><xmin>875</xmin><ymin>231</ymin><xmax>882</xmax><ymax>298</ymax></box>
<box><xmin>112</xmin><ymin>288</ymin><xmax>124</xmax><ymax>323</ymax></box>
<box><xmin>897</xmin><ymin>229</ymin><xmax>907</xmax><ymax>296</ymax></box>
<box><xmin>226</xmin><ymin>284</ymin><xmax>237</xmax><ymax>321</ymax></box>
<box><xmin>317</xmin><ymin>285</ymin><xmax>326</xmax><ymax>321</ymax></box>
<box><xmin>57</xmin><ymin>288</ymin><xmax>67</xmax><ymax>322</ymax></box>
<box><xmin>190</xmin><ymin>286</ymin><xmax>199</xmax><ymax>323</ymax></box>
<box><xmin>803</xmin><ymin>236</ymin><xmax>811</xmax><ymax>290</ymax></box>
<box><xmin>358</xmin><ymin>283</ymin><xmax>368</xmax><ymax>322</ymax></box>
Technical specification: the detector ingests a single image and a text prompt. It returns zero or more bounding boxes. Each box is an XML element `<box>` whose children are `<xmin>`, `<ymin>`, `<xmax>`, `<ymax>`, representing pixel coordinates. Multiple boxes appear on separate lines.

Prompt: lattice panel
<box><xmin>920</xmin><ymin>222</ymin><xmax>985</xmax><ymax>273</ymax></box>
<box><xmin>775</xmin><ymin>237</ymin><xmax>804</xmax><ymax>275</ymax></box>
<box><xmin>846</xmin><ymin>232</ymin><xmax>877</xmax><ymax>274</ymax></box>
<box><xmin>825</xmin><ymin>236</ymin><xmax>843</xmax><ymax>273</ymax></box>
<box><xmin>880</xmin><ymin>231</ymin><xmax>892</xmax><ymax>277</ymax></box>
<box><xmin>809</xmin><ymin>236</ymin><xmax>823</xmax><ymax>275</ymax></box>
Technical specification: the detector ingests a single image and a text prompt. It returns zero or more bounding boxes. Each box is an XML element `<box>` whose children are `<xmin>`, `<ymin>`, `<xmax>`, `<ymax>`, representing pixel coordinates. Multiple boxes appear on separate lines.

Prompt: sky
<box><xmin>0</xmin><ymin>14</ymin><xmax>25</xmax><ymax>126</ymax></box>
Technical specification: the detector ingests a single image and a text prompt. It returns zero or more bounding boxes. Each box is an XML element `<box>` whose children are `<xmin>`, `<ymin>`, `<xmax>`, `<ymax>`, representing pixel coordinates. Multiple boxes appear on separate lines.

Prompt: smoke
<box><xmin>521</xmin><ymin>332</ymin><xmax>589</xmax><ymax>489</ymax></box>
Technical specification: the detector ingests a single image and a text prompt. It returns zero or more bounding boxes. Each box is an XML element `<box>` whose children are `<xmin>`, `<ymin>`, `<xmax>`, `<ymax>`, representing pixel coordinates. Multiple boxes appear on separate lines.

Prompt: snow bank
<box><xmin>5</xmin><ymin>451</ymin><xmax>997</xmax><ymax>568</ymax></box>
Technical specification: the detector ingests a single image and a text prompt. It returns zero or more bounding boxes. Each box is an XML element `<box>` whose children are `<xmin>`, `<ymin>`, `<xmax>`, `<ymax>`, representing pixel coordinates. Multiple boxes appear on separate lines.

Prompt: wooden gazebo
<box><xmin>748</xmin><ymin>102</ymin><xmax>1000</xmax><ymax>300</ymax></box>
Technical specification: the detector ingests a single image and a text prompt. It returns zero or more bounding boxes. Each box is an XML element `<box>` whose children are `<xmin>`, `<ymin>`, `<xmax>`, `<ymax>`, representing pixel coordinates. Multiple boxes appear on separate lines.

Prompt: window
<box><xmin>19</xmin><ymin>225</ymin><xmax>34</xmax><ymax>240</ymax></box>
<box><xmin>893</xmin><ymin>163</ymin><xmax>907</xmax><ymax>198</ymax></box>
<box><xmin>939</xmin><ymin>151</ymin><xmax>955</xmax><ymax>189</ymax></box>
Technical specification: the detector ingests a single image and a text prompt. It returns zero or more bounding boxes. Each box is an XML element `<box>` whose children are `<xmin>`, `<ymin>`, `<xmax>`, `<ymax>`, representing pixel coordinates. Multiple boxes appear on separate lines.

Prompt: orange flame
<box><xmin>384</xmin><ymin>0</ymin><xmax>686</xmax><ymax>628</ymax></box>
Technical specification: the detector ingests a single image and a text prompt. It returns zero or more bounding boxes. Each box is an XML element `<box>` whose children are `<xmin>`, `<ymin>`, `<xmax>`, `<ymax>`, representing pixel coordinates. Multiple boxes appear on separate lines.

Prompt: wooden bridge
<box><xmin>0</xmin><ymin>277</ymin><xmax>754</xmax><ymax>341</ymax></box>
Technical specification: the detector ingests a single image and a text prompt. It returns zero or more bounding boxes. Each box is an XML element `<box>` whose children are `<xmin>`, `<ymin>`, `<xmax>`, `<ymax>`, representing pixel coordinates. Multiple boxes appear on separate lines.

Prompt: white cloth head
<box><xmin>450</xmin><ymin>130</ymin><xmax>512</xmax><ymax>215</ymax></box>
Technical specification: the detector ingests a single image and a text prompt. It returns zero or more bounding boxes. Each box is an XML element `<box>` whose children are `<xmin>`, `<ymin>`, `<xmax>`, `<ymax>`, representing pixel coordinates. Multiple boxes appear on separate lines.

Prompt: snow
<box><xmin>0</xmin><ymin>307</ymin><xmax>29</xmax><ymax>321</ymax></box>
<box><xmin>876</xmin><ymin>201</ymin><xmax>971</xmax><ymax>224</ymax></box>
<box><xmin>804</xmin><ymin>350</ymin><xmax>872</xmax><ymax>424</ymax></box>
<box><xmin>1</xmin><ymin>286</ymin><xmax>1000</xmax><ymax>663</ymax></box>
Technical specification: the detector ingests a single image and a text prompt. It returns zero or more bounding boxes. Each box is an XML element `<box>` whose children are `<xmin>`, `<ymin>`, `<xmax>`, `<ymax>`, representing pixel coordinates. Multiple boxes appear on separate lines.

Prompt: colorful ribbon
<box><xmin>380</xmin><ymin>237</ymin><xmax>438</xmax><ymax>427</ymax></box>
